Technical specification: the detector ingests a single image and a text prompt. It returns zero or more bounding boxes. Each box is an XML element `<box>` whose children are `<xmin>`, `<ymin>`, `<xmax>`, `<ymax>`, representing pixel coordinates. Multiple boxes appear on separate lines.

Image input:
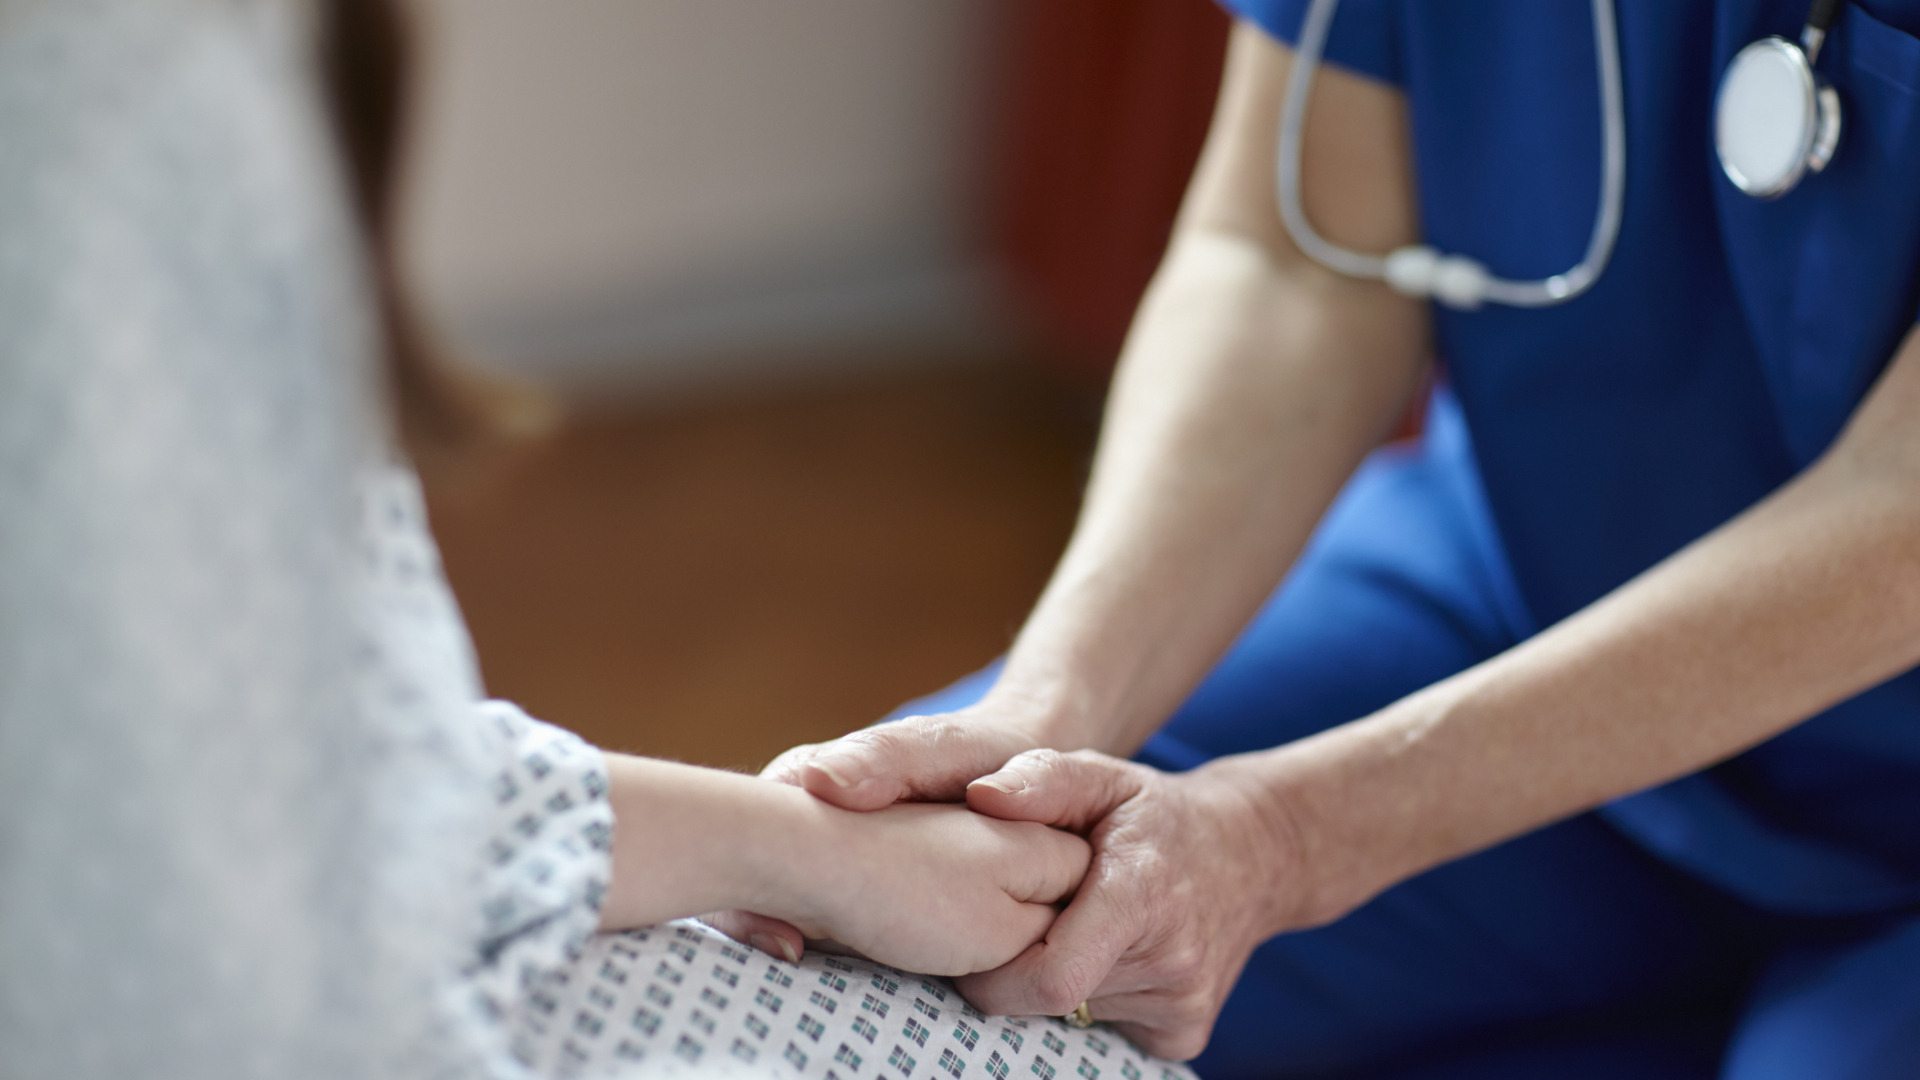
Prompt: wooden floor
<box><xmin>422</xmin><ymin>361</ymin><xmax>1099</xmax><ymax>772</ymax></box>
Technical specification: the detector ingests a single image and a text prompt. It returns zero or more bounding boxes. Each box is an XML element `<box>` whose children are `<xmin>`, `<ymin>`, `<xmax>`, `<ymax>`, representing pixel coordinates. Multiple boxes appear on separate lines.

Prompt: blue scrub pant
<box><xmin>894</xmin><ymin>415</ymin><xmax>1920</xmax><ymax>1079</ymax></box>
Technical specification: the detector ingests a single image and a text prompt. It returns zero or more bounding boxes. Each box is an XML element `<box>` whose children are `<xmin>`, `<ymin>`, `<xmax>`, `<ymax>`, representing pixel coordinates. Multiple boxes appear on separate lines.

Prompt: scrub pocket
<box><xmin>1714</xmin><ymin>1</ymin><xmax>1920</xmax><ymax>465</ymax></box>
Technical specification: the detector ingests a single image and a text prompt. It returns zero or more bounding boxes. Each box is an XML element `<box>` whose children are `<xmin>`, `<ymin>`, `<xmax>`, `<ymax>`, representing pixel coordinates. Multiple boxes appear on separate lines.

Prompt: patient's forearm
<box><xmin>597</xmin><ymin>753</ymin><xmax>821</xmax><ymax>933</ymax></box>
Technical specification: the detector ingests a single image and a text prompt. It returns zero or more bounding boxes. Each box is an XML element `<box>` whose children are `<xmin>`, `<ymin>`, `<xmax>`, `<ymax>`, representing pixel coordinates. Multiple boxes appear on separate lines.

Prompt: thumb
<box><xmin>994</xmin><ymin>820</ymin><xmax>1094</xmax><ymax>907</ymax></box>
<box><xmin>954</xmin><ymin>864</ymin><xmax>1137</xmax><ymax>1017</ymax></box>
<box><xmin>766</xmin><ymin>714</ymin><xmax>1037</xmax><ymax>811</ymax></box>
<box><xmin>965</xmin><ymin>749</ymin><xmax>1148</xmax><ymax>832</ymax></box>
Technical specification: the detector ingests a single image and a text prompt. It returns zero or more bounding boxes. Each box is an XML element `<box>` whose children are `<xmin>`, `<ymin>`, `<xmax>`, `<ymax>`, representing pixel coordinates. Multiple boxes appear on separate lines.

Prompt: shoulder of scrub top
<box><xmin>1214</xmin><ymin>0</ymin><xmax>1404</xmax><ymax>87</ymax></box>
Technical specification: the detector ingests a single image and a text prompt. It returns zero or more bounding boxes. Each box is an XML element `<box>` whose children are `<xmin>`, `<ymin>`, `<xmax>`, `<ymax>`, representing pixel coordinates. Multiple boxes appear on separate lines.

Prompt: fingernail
<box><xmin>748</xmin><ymin>933</ymin><xmax>789</xmax><ymax>962</ymax></box>
<box><xmin>972</xmin><ymin>769</ymin><xmax>1028</xmax><ymax>795</ymax></box>
<box><xmin>779</xmin><ymin>938</ymin><xmax>802</xmax><ymax>964</ymax></box>
<box><xmin>811</xmin><ymin>756</ymin><xmax>859</xmax><ymax>789</ymax></box>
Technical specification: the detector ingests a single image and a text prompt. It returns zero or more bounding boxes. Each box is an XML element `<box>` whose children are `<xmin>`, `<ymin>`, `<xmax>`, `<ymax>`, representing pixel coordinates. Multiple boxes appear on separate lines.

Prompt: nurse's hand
<box><xmin>759</xmin><ymin>705</ymin><xmax>1050</xmax><ymax>811</ymax></box>
<box><xmin>956</xmin><ymin>749</ymin><xmax>1314</xmax><ymax>1061</ymax></box>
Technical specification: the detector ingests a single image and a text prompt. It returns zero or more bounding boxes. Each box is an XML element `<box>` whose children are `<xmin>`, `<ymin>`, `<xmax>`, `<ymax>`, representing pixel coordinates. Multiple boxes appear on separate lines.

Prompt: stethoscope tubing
<box><xmin>1275</xmin><ymin>0</ymin><xmax>1627</xmax><ymax>309</ymax></box>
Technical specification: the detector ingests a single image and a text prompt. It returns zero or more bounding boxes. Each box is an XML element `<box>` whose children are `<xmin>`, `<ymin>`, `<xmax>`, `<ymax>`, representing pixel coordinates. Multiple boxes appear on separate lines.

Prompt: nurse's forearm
<box><xmin>1254</xmin><ymin>330</ymin><xmax>1920</xmax><ymax>925</ymax></box>
<box><xmin>982</xmin><ymin>33</ymin><xmax>1428</xmax><ymax>759</ymax></box>
<box><xmin>761</xmin><ymin>31</ymin><xmax>1427</xmax><ymax>815</ymax></box>
<box><xmin>983</xmin><ymin>230</ymin><xmax>1426</xmax><ymax>759</ymax></box>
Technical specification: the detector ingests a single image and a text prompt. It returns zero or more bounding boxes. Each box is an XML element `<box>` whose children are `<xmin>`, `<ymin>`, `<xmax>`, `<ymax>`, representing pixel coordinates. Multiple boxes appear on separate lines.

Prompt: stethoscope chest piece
<box><xmin>1715</xmin><ymin>35</ymin><xmax>1841</xmax><ymax>198</ymax></box>
<box><xmin>1278</xmin><ymin>0</ymin><xmax>1843</xmax><ymax>307</ymax></box>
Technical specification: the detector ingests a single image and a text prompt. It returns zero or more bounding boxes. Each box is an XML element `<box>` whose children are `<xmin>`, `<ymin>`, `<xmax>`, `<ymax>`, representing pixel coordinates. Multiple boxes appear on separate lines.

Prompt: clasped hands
<box><xmin>710</xmin><ymin>706</ymin><xmax>1309</xmax><ymax>1061</ymax></box>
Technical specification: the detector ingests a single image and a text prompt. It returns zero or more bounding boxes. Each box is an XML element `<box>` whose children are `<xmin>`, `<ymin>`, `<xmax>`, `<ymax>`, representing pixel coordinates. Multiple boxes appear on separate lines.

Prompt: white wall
<box><xmin>399</xmin><ymin>0</ymin><xmax>1005</xmax><ymax>396</ymax></box>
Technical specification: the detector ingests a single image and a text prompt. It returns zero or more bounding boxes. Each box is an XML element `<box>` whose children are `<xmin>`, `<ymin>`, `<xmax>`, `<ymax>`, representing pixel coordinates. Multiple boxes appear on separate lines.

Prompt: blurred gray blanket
<box><xmin>0</xmin><ymin>1</ymin><xmax>509</xmax><ymax>1075</ymax></box>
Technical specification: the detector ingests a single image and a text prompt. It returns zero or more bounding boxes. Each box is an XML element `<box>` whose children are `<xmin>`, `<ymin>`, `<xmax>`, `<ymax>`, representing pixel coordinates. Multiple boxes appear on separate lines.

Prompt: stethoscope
<box><xmin>1276</xmin><ymin>0</ymin><xmax>1845</xmax><ymax>310</ymax></box>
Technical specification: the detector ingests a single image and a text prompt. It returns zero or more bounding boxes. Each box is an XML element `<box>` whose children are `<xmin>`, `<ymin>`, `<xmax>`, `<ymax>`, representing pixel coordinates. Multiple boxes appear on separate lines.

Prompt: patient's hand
<box><xmin>597</xmin><ymin>753</ymin><xmax>1086</xmax><ymax>978</ymax></box>
<box><xmin>770</xmin><ymin>800</ymin><xmax>1090</xmax><ymax>977</ymax></box>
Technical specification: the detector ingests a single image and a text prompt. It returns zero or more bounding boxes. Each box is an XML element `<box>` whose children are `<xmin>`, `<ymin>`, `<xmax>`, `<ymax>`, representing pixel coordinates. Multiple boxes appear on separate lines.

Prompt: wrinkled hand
<box><xmin>709</xmin><ymin>706</ymin><xmax>1048</xmax><ymax>954</ymax></box>
<box><xmin>763</xmin><ymin>706</ymin><xmax>1047</xmax><ymax>810</ymax></box>
<box><xmin>955</xmin><ymin>749</ymin><xmax>1307</xmax><ymax>1061</ymax></box>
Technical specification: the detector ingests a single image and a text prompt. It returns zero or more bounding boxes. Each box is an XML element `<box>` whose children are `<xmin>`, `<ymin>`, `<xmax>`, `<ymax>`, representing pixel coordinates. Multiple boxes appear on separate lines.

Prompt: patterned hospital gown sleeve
<box><xmin>466</xmin><ymin>699</ymin><xmax>617</xmax><ymax>1067</ymax></box>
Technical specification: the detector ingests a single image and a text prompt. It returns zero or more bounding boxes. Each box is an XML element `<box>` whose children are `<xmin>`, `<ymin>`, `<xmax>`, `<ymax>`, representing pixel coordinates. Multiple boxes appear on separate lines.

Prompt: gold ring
<box><xmin>1064</xmin><ymin>1001</ymin><xmax>1094</xmax><ymax>1028</ymax></box>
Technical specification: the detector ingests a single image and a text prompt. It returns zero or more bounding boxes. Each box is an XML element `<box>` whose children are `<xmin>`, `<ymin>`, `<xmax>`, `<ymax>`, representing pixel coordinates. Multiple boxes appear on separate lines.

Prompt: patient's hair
<box><xmin>318</xmin><ymin>0</ymin><xmax>556</xmax><ymax>455</ymax></box>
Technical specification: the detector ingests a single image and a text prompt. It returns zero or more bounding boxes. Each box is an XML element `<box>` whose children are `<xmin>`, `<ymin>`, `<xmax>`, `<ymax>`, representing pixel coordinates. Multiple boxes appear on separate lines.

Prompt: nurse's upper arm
<box><xmin>1178</xmin><ymin>20</ymin><xmax>1418</xmax><ymax>274</ymax></box>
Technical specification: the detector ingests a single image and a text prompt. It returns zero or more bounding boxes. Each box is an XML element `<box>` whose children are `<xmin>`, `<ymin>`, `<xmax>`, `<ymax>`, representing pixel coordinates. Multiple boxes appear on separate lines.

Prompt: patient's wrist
<box><xmin>734</xmin><ymin>780</ymin><xmax>831</xmax><ymax>924</ymax></box>
<box><xmin>739</xmin><ymin>778</ymin><xmax>914</xmax><ymax>944</ymax></box>
<box><xmin>597</xmin><ymin>755</ymin><xmax>845</xmax><ymax>932</ymax></box>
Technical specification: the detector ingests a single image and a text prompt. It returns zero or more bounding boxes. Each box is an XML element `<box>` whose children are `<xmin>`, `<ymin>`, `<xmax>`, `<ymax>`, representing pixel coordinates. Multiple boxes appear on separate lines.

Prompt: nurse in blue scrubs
<box><xmin>727</xmin><ymin>2</ymin><xmax>1920</xmax><ymax>1076</ymax></box>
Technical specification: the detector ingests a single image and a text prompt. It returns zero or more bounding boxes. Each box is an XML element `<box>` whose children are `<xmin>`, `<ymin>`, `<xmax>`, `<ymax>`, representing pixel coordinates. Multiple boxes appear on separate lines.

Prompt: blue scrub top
<box><xmin>1223</xmin><ymin>0</ymin><xmax>1920</xmax><ymax>914</ymax></box>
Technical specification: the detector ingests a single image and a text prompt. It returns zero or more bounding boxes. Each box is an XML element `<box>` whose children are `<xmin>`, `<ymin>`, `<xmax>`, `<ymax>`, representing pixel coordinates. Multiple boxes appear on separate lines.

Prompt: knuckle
<box><xmin>1168</xmin><ymin>991</ymin><xmax>1213</xmax><ymax>1030</ymax></box>
<box><xmin>1033</xmin><ymin>953</ymin><xmax>1102</xmax><ymax>1015</ymax></box>
<box><xmin>1157</xmin><ymin>941</ymin><xmax>1207</xmax><ymax>984</ymax></box>
<box><xmin>927</xmin><ymin>716</ymin><xmax>977</xmax><ymax>753</ymax></box>
<box><xmin>837</xmin><ymin>725</ymin><xmax>923</xmax><ymax>766</ymax></box>
<box><xmin>892</xmin><ymin>715</ymin><xmax>971</xmax><ymax>763</ymax></box>
<box><xmin>845</xmin><ymin>727</ymin><xmax>903</xmax><ymax>754</ymax></box>
<box><xmin>1028</xmin><ymin>981</ymin><xmax>1078</xmax><ymax>1017</ymax></box>
<box><xmin>1030</xmin><ymin>986</ymin><xmax>1080</xmax><ymax>1017</ymax></box>
<box><xmin>759</xmin><ymin>746</ymin><xmax>816</xmax><ymax>782</ymax></box>
<box><xmin>1010</xmin><ymin>746</ymin><xmax>1067</xmax><ymax>773</ymax></box>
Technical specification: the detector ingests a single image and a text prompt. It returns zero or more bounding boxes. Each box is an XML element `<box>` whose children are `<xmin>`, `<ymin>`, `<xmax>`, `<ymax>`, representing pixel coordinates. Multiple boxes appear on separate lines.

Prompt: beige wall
<box><xmin>400</xmin><ymin>0</ymin><xmax>1003</xmax><ymax>395</ymax></box>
